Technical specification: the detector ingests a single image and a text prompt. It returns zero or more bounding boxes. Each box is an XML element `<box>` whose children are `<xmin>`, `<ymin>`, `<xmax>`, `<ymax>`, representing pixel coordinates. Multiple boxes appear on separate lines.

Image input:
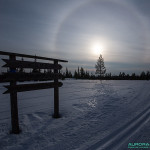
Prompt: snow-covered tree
<box><xmin>95</xmin><ymin>54</ymin><xmax>106</xmax><ymax>78</ymax></box>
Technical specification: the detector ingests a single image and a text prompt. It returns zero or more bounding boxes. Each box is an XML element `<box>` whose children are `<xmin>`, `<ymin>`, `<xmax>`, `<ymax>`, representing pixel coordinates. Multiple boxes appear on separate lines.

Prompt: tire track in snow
<box><xmin>86</xmin><ymin>105</ymin><xmax>150</xmax><ymax>150</ymax></box>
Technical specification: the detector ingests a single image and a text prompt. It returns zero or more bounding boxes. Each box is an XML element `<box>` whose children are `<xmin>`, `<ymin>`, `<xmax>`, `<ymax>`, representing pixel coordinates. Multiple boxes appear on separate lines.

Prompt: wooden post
<box><xmin>53</xmin><ymin>60</ymin><xmax>59</xmax><ymax>118</ymax></box>
<box><xmin>9</xmin><ymin>55</ymin><xmax>20</xmax><ymax>134</ymax></box>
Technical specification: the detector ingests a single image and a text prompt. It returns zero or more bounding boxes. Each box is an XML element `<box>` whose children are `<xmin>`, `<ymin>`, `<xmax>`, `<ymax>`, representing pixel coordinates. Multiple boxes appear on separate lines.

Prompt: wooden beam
<box><xmin>2</xmin><ymin>59</ymin><xmax>62</xmax><ymax>69</ymax></box>
<box><xmin>4</xmin><ymin>82</ymin><xmax>63</xmax><ymax>94</ymax></box>
<box><xmin>0</xmin><ymin>50</ymin><xmax>68</xmax><ymax>62</ymax></box>
<box><xmin>9</xmin><ymin>55</ymin><xmax>20</xmax><ymax>134</ymax></box>
<box><xmin>0</xmin><ymin>73</ymin><xmax>62</xmax><ymax>82</ymax></box>
<box><xmin>54</xmin><ymin>60</ymin><xmax>59</xmax><ymax>118</ymax></box>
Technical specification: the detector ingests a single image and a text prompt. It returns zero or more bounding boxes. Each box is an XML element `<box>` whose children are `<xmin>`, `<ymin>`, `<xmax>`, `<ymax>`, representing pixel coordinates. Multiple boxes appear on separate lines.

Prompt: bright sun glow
<box><xmin>92</xmin><ymin>43</ymin><xmax>103</xmax><ymax>56</ymax></box>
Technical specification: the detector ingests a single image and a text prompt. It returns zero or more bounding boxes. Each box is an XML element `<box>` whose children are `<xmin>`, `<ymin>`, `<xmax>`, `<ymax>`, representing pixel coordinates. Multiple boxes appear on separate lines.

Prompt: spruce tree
<box><xmin>74</xmin><ymin>70</ymin><xmax>78</xmax><ymax>79</ymax></box>
<box><xmin>77</xmin><ymin>67</ymin><xmax>80</xmax><ymax>78</ymax></box>
<box><xmin>95</xmin><ymin>54</ymin><xmax>106</xmax><ymax>78</ymax></box>
<box><xmin>80</xmin><ymin>67</ymin><xmax>85</xmax><ymax>78</ymax></box>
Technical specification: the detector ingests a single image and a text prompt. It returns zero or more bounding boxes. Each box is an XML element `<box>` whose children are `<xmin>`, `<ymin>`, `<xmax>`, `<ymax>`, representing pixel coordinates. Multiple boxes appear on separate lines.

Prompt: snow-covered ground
<box><xmin>0</xmin><ymin>80</ymin><xmax>150</xmax><ymax>150</ymax></box>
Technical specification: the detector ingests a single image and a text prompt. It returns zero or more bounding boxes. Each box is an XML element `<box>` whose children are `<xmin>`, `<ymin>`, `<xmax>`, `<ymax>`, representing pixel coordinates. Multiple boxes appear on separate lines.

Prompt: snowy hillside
<box><xmin>0</xmin><ymin>80</ymin><xmax>150</xmax><ymax>150</ymax></box>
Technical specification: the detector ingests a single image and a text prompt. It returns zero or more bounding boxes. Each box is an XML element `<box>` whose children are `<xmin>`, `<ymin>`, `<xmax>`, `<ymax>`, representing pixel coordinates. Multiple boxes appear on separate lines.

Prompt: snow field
<box><xmin>0</xmin><ymin>80</ymin><xmax>150</xmax><ymax>150</ymax></box>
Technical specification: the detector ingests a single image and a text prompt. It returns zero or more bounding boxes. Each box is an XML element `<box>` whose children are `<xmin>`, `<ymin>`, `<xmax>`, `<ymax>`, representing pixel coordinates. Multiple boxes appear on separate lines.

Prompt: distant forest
<box><xmin>63</xmin><ymin>67</ymin><xmax>150</xmax><ymax>80</ymax></box>
<box><xmin>0</xmin><ymin>67</ymin><xmax>150</xmax><ymax>81</ymax></box>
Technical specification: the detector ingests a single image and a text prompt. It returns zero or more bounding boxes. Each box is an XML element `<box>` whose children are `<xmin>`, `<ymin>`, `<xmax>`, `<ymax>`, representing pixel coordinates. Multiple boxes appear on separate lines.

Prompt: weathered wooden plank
<box><xmin>0</xmin><ymin>51</ymin><xmax>68</xmax><ymax>62</ymax></box>
<box><xmin>2</xmin><ymin>59</ymin><xmax>62</xmax><ymax>70</ymax></box>
<box><xmin>9</xmin><ymin>55</ymin><xmax>20</xmax><ymax>134</ymax></box>
<box><xmin>4</xmin><ymin>82</ymin><xmax>63</xmax><ymax>94</ymax></box>
<box><xmin>54</xmin><ymin>60</ymin><xmax>59</xmax><ymax>118</ymax></box>
<box><xmin>0</xmin><ymin>73</ymin><xmax>62</xmax><ymax>82</ymax></box>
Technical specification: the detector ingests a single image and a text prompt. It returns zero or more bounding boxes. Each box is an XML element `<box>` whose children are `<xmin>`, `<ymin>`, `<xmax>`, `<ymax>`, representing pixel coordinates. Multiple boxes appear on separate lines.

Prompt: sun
<box><xmin>92</xmin><ymin>43</ymin><xmax>102</xmax><ymax>55</ymax></box>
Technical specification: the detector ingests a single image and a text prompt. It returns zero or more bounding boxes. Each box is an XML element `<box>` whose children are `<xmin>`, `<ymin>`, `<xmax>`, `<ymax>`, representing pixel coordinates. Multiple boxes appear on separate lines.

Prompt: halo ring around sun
<box><xmin>53</xmin><ymin>0</ymin><xmax>149</xmax><ymax>60</ymax></box>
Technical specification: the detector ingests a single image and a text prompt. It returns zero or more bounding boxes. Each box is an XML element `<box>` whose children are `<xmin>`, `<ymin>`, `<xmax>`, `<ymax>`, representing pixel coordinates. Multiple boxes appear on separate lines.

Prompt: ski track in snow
<box><xmin>86</xmin><ymin>105</ymin><xmax>150</xmax><ymax>150</ymax></box>
<box><xmin>0</xmin><ymin>80</ymin><xmax>150</xmax><ymax>150</ymax></box>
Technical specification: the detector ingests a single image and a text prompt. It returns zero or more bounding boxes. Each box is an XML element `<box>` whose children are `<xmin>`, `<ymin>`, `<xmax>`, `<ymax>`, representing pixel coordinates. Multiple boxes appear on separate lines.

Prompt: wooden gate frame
<box><xmin>0</xmin><ymin>51</ymin><xmax>68</xmax><ymax>134</ymax></box>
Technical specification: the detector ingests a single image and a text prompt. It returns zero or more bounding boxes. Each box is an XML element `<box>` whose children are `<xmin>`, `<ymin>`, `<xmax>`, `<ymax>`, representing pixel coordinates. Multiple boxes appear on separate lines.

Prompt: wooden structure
<box><xmin>0</xmin><ymin>51</ymin><xmax>68</xmax><ymax>134</ymax></box>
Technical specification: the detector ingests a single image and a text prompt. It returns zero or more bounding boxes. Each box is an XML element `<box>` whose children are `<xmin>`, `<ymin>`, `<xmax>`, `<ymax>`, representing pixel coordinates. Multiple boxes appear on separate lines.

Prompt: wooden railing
<box><xmin>0</xmin><ymin>51</ymin><xmax>68</xmax><ymax>134</ymax></box>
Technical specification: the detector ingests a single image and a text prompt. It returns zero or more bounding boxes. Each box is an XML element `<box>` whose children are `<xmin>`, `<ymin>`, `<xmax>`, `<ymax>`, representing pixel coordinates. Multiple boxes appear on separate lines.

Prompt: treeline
<box><xmin>63</xmin><ymin>67</ymin><xmax>91</xmax><ymax>79</ymax></box>
<box><xmin>63</xmin><ymin>67</ymin><xmax>150</xmax><ymax>80</ymax></box>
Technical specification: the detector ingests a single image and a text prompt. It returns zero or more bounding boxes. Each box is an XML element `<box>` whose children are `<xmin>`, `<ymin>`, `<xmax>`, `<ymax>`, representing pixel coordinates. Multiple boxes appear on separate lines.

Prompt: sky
<box><xmin>0</xmin><ymin>0</ymin><xmax>150</xmax><ymax>75</ymax></box>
